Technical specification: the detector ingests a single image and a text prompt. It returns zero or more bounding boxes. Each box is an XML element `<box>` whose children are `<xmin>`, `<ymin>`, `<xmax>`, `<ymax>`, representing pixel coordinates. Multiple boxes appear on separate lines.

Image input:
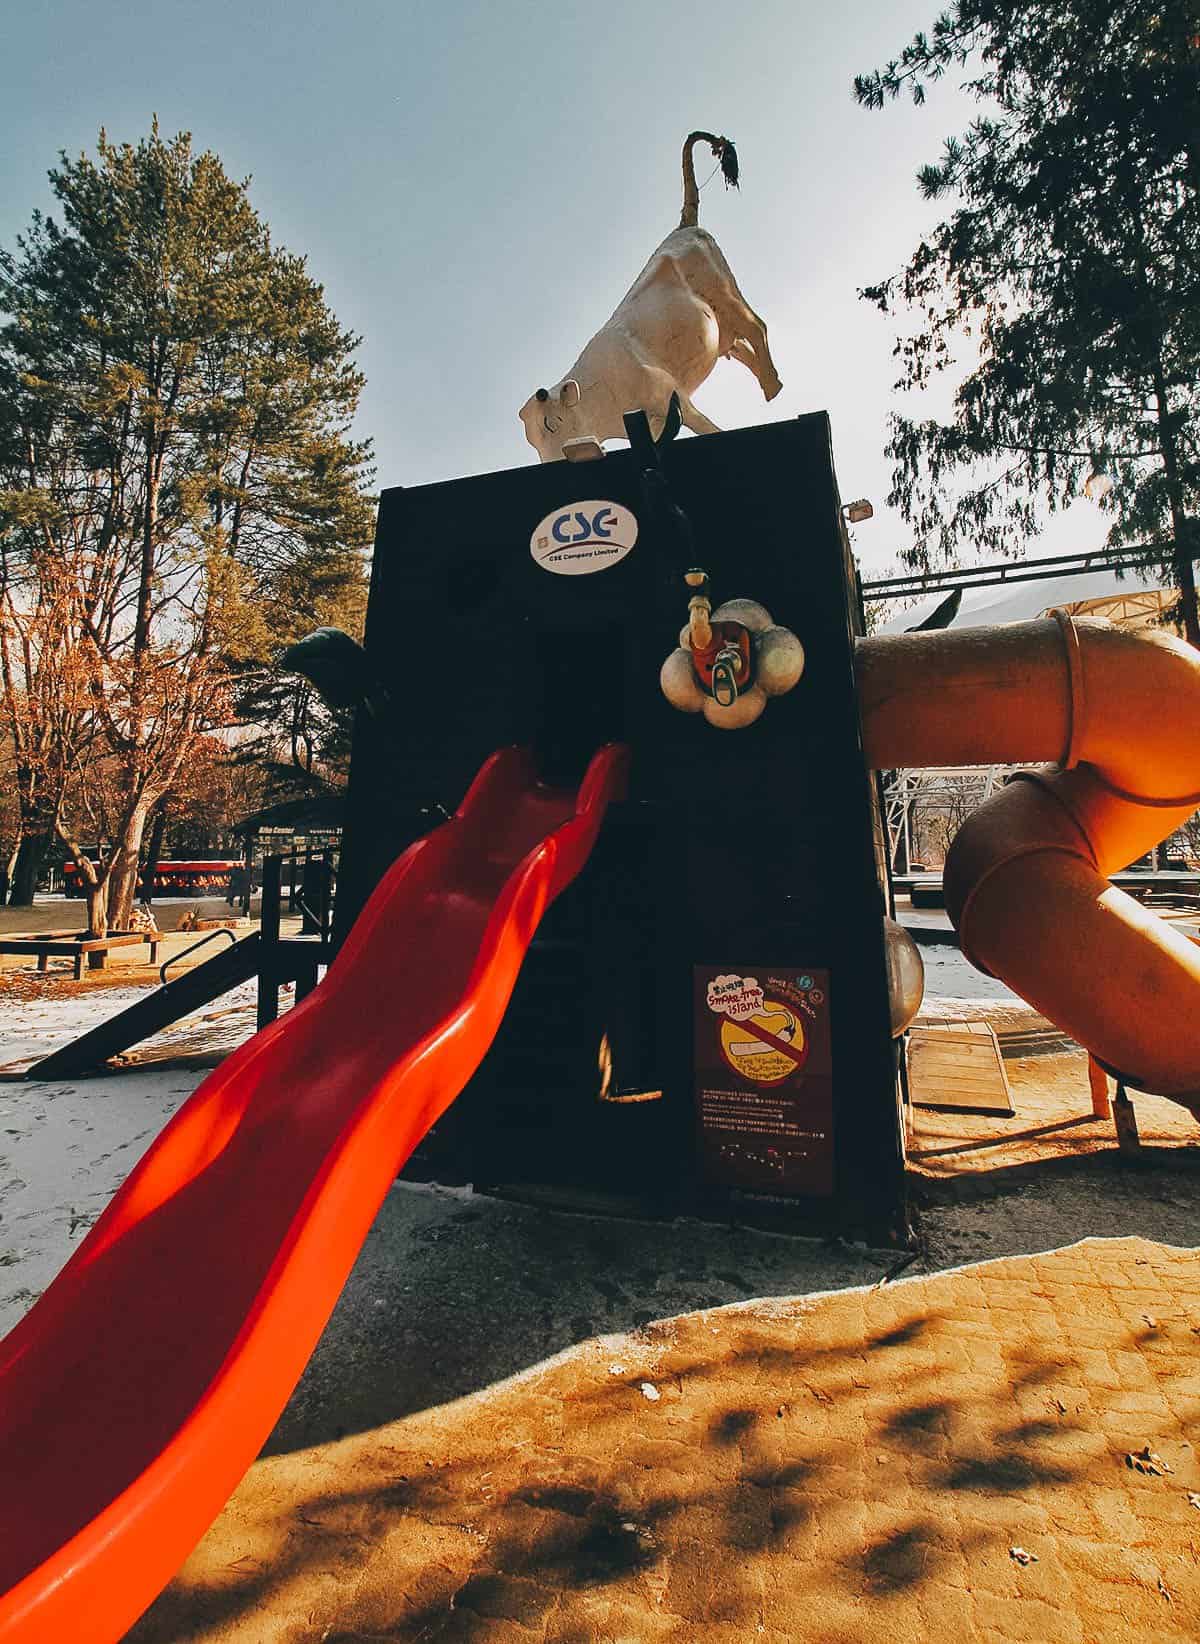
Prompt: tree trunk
<box><xmin>141</xmin><ymin>799</ymin><xmax>169</xmax><ymax>909</ymax></box>
<box><xmin>8</xmin><ymin>831</ymin><xmax>53</xmax><ymax>907</ymax></box>
<box><xmin>1152</xmin><ymin>355</ymin><xmax>1200</xmax><ymax>647</ymax></box>
<box><xmin>1174</xmin><ymin>531</ymin><xmax>1200</xmax><ymax>650</ymax></box>
<box><xmin>57</xmin><ymin>829</ymin><xmax>108</xmax><ymax>948</ymax></box>
<box><xmin>108</xmin><ymin>804</ymin><xmax>151</xmax><ymax>933</ymax></box>
<box><xmin>85</xmin><ymin>880</ymin><xmax>108</xmax><ymax>944</ymax></box>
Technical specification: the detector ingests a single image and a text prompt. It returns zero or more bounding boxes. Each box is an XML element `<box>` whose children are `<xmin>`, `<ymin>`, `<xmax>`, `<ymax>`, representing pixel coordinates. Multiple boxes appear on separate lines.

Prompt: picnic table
<box><xmin>0</xmin><ymin>929</ymin><xmax>161</xmax><ymax>980</ymax></box>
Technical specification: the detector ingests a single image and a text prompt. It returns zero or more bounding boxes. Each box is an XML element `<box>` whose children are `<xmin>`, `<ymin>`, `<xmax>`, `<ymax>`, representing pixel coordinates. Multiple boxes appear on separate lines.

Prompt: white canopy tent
<box><xmin>876</xmin><ymin>565</ymin><xmax>1175</xmax><ymax>636</ymax></box>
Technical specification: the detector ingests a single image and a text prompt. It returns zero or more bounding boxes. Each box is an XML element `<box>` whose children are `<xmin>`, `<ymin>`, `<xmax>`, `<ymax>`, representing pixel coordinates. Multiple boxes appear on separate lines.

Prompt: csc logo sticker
<box><xmin>530</xmin><ymin>500</ymin><xmax>638</xmax><ymax>576</ymax></box>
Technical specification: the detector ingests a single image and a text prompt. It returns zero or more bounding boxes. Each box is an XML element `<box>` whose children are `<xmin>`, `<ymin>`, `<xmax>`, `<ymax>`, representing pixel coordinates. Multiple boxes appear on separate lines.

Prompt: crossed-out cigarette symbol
<box><xmin>722</xmin><ymin>1007</ymin><xmax>807</xmax><ymax>1078</ymax></box>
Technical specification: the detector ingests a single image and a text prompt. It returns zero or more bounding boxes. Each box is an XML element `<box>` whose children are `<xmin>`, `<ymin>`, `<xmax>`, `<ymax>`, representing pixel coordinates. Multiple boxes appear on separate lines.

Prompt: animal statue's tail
<box><xmin>680</xmin><ymin>131</ymin><xmax>739</xmax><ymax>228</ymax></box>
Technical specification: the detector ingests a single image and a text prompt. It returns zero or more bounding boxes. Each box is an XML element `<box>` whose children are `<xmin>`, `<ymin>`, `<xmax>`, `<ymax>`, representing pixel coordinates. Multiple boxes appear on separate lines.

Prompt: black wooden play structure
<box><xmin>336</xmin><ymin>412</ymin><xmax>906</xmax><ymax>1236</ymax></box>
<box><xmin>30</xmin><ymin>412</ymin><xmax>907</xmax><ymax>1238</ymax></box>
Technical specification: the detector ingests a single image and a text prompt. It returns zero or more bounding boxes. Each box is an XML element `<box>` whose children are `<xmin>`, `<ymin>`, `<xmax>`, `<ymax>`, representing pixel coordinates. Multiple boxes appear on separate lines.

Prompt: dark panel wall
<box><xmin>338</xmin><ymin>415</ymin><xmax>905</xmax><ymax>1235</ymax></box>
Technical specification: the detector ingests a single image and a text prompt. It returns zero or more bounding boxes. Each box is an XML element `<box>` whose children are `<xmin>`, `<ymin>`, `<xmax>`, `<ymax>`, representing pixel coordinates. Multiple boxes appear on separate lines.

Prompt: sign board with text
<box><xmin>693</xmin><ymin>965</ymin><xmax>834</xmax><ymax>1196</ymax></box>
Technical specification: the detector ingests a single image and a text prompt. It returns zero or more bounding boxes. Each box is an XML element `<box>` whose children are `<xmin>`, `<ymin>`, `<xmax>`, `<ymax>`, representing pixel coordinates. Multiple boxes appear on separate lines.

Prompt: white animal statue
<box><xmin>519</xmin><ymin>132</ymin><xmax>782</xmax><ymax>461</ymax></box>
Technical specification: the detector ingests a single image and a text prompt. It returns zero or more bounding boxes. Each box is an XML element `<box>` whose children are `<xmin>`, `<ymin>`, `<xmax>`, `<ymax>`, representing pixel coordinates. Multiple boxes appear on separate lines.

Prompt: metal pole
<box><xmin>241</xmin><ymin>838</ymin><xmax>253</xmax><ymax>916</ymax></box>
<box><xmin>894</xmin><ymin>795</ymin><xmax>907</xmax><ymax>874</ymax></box>
<box><xmin>257</xmin><ymin>854</ymin><xmax>282</xmax><ymax>1029</ymax></box>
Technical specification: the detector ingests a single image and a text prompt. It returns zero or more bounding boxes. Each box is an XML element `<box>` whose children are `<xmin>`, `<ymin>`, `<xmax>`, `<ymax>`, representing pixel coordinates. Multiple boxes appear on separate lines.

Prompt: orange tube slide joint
<box><xmin>855</xmin><ymin>614</ymin><xmax>1200</xmax><ymax>1111</ymax></box>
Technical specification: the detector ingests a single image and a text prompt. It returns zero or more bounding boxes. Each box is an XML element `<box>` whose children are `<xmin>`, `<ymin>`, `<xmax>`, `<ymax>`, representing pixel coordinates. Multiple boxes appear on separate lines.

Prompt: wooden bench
<box><xmin>0</xmin><ymin>930</ymin><xmax>161</xmax><ymax>980</ymax></box>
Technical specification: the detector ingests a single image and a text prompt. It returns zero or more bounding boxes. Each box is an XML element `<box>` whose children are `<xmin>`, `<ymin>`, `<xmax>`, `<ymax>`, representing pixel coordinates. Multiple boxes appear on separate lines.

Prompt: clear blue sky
<box><xmin>0</xmin><ymin>0</ymin><xmax>1102</xmax><ymax>574</ymax></box>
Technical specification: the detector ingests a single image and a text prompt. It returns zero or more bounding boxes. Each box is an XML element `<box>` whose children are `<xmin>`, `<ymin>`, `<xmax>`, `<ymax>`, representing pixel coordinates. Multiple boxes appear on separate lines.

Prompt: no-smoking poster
<box><xmin>693</xmin><ymin>965</ymin><xmax>834</xmax><ymax>1196</ymax></box>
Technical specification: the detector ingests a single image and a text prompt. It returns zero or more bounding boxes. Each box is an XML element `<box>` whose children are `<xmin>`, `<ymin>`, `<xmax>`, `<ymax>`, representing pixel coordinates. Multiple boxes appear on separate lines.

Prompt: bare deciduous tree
<box><xmin>0</xmin><ymin>124</ymin><xmax>373</xmax><ymax>930</ymax></box>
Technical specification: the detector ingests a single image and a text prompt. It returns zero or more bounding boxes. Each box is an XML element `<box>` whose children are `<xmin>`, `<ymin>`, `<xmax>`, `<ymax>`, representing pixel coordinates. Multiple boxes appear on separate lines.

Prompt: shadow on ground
<box><xmin>258</xmin><ymin>1137</ymin><xmax>1200</xmax><ymax>1463</ymax></box>
<box><xmin>130</xmin><ymin>1237</ymin><xmax>1200</xmax><ymax>1643</ymax></box>
<box><xmin>261</xmin><ymin>1187</ymin><xmax>894</xmax><ymax>1455</ymax></box>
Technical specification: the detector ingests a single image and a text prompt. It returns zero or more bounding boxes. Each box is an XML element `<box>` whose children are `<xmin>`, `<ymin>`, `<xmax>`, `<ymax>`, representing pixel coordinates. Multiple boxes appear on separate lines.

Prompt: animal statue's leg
<box><xmin>634</xmin><ymin>358</ymin><xmax>723</xmax><ymax>438</ymax></box>
<box><xmin>673</xmin><ymin>389</ymin><xmax>721</xmax><ymax>435</ymax></box>
<box><xmin>727</xmin><ymin>338</ymin><xmax>759</xmax><ymax>374</ymax></box>
<box><xmin>726</xmin><ymin>306</ymin><xmax>782</xmax><ymax>400</ymax></box>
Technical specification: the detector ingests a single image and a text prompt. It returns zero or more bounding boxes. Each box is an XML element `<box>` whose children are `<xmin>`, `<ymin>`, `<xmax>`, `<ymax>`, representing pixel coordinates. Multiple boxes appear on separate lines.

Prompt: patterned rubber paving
<box><xmin>133</xmin><ymin>1236</ymin><xmax>1200</xmax><ymax>1643</ymax></box>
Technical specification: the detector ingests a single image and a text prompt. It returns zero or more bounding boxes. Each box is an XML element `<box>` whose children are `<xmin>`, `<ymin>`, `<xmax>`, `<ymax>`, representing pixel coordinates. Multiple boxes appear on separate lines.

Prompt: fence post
<box><xmin>240</xmin><ymin>839</ymin><xmax>253</xmax><ymax>916</ymax></box>
<box><xmin>320</xmin><ymin>849</ymin><xmax>333</xmax><ymax>939</ymax></box>
<box><xmin>299</xmin><ymin>851</ymin><xmax>322</xmax><ymax>935</ymax></box>
<box><xmin>257</xmin><ymin>854</ymin><xmax>282</xmax><ymax>1029</ymax></box>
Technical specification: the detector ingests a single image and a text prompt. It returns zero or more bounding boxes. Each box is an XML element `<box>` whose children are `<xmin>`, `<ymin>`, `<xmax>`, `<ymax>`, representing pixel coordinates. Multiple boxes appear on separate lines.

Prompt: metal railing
<box><xmin>159</xmin><ymin>926</ymin><xmax>237</xmax><ymax>985</ymax></box>
<box><xmin>860</xmin><ymin>542</ymin><xmax>1193</xmax><ymax>602</ymax></box>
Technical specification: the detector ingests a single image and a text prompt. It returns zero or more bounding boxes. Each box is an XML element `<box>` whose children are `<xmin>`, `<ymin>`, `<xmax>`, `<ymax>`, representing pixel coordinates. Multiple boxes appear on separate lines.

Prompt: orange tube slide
<box><xmin>856</xmin><ymin>614</ymin><xmax>1200</xmax><ymax>1112</ymax></box>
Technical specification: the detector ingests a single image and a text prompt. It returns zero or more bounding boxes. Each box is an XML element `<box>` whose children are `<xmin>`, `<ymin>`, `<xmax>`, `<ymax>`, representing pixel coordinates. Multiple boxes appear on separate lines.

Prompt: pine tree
<box><xmin>856</xmin><ymin>1</ymin><xmax>1200</xmax><ymax>643</ymax></box>
<box><xmin>0</xmin><ymin>124</ymin><xmax>374</xmax><ymax>924</ymax></box>
<box><xmin>231</xmin><ymin>541</ymin><xmax>369</xmax><ymax>804</ymax></box>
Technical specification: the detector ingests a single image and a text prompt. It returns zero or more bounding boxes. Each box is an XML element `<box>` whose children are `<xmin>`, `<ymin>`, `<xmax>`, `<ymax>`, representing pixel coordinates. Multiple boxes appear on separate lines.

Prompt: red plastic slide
<box><xmin>0</xmin><ymin>744</ymin><xmax>628</xmax><ymax>1643</ymax></box>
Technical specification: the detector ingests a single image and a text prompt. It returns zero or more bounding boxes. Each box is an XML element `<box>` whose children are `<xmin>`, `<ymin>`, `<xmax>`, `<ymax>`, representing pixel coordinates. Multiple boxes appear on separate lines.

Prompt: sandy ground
<box><xmin>915</xmin><ymin>943</ymin><xmax>1017</xmax><ymax>1006</ymax></box>
<box><xmin>0</xmin><ymin>973</ymin><xmax>264</xmax><ymax>1076</ymax></box>
<box><xmin>0</xmin><ymin>978</ymin><xmax>277</xmax><ymax>1330</ymax></box>
<box><xmin>0</xmin><ymin>896</ymin><xmax>256</xmax><ymax>987</ymax></box>
<box><xmin>909</xmin><ymin>1048</ymin><xmax>1200</xmax><ymax>1181</ymax></box>
<box><xmin>0</xmin><ymin>1066</ymin><xmax>192</xmax><ymax>1330</ymax></box>
<box><xmin>1</xmin><ymin>936</ymin><xmax>1198</xmax><ymax>1641</ymax></box>
<box><xmin>129</xmin><ymin>1234</ymin><xmax>1200</xmax><ymax>1644</ymax></box>
<box><xmin>0</xmin><ymin>894</ymin><xmax>254</xmax><ymax>939</ymax></box>
<box><xmin>0</xmin><ymin>943</ymin><xmax>1131</xmax><ymax>1343</ymax></box>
